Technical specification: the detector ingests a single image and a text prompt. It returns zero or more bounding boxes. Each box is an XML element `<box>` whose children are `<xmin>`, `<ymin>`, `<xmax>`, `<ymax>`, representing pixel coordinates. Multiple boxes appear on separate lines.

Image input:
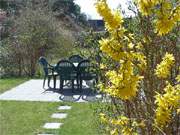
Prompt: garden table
<box><xmin>73</xmin><ymin>63</ymin><xmax>79</xmax><ymax>67</ymax></box>
<box><xmin>54</xmin><ymin>63</ymin><xmax>78</xmax><ymax>67</ymax></box>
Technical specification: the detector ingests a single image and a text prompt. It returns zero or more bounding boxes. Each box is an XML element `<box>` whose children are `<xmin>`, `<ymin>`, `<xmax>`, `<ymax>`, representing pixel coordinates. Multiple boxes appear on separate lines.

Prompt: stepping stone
<box><xmin>43</xmin><ymin>122</ymin><xmax>63</xmax><ymax>129</ymax></box>
<box><xmin>38</xmin><ymin>134</ymin><xmax>54</xmax><ymax>135</ymax></box>
<box><xmin>51</xmin><ymin>113</ymin><xmax>67</xmax><ymax>119</ymax></box>
<box><xmin>58</xmin><ymin>105</ymin><xmax>71</xmax><ymax>110</ymax></box>
<box><xmin>96</xmin><ymin>94</ymin><xmax>102</xmax><ymax>98</ymax></box>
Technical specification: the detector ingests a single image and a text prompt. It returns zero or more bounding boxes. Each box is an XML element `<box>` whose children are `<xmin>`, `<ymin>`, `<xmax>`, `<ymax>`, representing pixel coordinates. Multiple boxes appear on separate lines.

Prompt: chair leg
<box><xmin>80</xmin><ymin>79</ymin><xmax>82</xmax><ymax>91</ymax></box>
<box><xmin>72</xmin><ymin>80</ymin><xmax>75</xmax><ymax>93</ymax></box>
<box><xmin>43</xmin><ymin>76</ymin><xmax>46</xmax><ymax>88</ymax></box>
<box><xmin>60</xmin><ymin>79</ymin><xmax>64</xmax><ymax>90</ymax></box>
<box><xmin>72</xmin><ymin>80</ymin><xmax>74</xmax><ymax>90</ymax></box>
<box><xmin>96</xmin><ymin>77</ymin><xmax>98</xmax><ymax>84</ymax></box>
<box><xmin>53</xmin><ymin>76</ymin><xmax>56</xmax><ymax>89</ymax></box>
<box><xmin>48</xmin><ymin>76</ymin><xmax>51</xmax><ymax>88</ymax></box>
<box><xmin>77</xmin><ymin>78</ymin><xmax>79</xmax><ymax>89</ymax></box>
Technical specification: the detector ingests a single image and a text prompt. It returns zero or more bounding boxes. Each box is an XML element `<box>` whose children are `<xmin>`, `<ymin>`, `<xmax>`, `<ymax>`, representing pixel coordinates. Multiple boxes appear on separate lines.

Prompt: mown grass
<box><xmin>0</xmin><ymin>101</ymin><xmax>100</xmax><ymax>135</ymax></box>
<box><xmin>0</xmin><ymin>78</ymin><xmax>100</xmax><ymax>135</ymax></box>
<box><xmin>0</xmin><ymin>78</ymin><xmax>29</xmax><ymax>94</ymax></box>
<box><xmin>0</xmin><ymin>101</ymin><xmax>60</xmax><ymax>135</ymax></box>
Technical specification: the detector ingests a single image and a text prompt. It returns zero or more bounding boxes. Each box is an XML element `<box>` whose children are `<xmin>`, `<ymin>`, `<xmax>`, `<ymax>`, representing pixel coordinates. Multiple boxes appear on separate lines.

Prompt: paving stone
<box><xmin>96</xmin><ymin>94</ymin><xmax>102</xmax><ymax>98</ymax></box>
<box><xmin>0</xmin><ymin>79</ymin><xmax>101</xmax><ymax>102</ymax></box>
<box><xmin>38</xmin><ymin>134</ymin><xmax>54</xmax><ymax>135</ymax></box>
<box><xmin>58</xmin><ymin>105</ymin><xmax>71</xmax><ymax>110</ymax></box>
<box><xmin>43</xmin><ymin>122</ymin><xmax>63</xmax><ymax>129</ymax></box>
<box><xmin>51</xmin><ymin>113</ymin><xmax>67</xmax><ymax>119</ymax></box>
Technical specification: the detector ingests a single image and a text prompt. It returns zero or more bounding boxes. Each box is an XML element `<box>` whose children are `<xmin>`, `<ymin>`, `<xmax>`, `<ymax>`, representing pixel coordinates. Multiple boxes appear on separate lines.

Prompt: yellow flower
<box><xmin>99</xmin><ymin>113</ymin><xmax>107</xmax><ymax>123</ymax></box>
<box><xmin>137</xmin><ymin>0</ymin><xmax>159</xmax><ymax>16</ymax></box>
<box><xmin>138</xmin><ymin>120</ymin><xmax>146</xmax><ymax>128</ymax></box>
<box><xmin>155</xmin><ymin>16</ymin><xmax>175</xmax><ymax>35</ymax></box>
<box><xmin>176</xmin><ymin>74</ymin><xmax>180</xmax><ymax>82</ymax></box>
<box><xmin>138</xmin><ymin>0</ymin><xmax>179</xmax><ymax>35</ymax></box>
<box><xmin>100</xmin><ymin>63</ymin><xmax>106</xmax><ymax>69</ymax></box>
<box><xmin>155</xmin><ymin>53</ymin><xmax>175</xmax><ymax>79</ymax></box>
<box><xmin>104</xmin><ymin>61</ymin><xmax>143</xmax><ymax>100</ymax></box>
<box><xmin>95</xmin><ymin>0</ymin><xmax>123</xmax><ymax>31</ymax></box>
<box><xmin>154</xmin><ymin>82</ymin><xmax>180</xmax><ymax>128</ymax></box>
<box><xmin>177</xmin><ymin>109</ymin><xmax>180</xmax><ymax>114</ymax></box>
<box><xmin>110</xmin><ymin>128</ymin><xmax>118</xmax><ymax>135</ymax></box>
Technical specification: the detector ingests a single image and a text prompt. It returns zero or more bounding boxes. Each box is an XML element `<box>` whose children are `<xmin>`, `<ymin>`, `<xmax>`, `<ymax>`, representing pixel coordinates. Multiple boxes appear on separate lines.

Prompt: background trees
<box><xmin>0</xmin><ymin>0</ymin><xmax>85</xmax><ymax>77</ymax></box>
<box><xmin>0</xmin><ymin>6</ymin><xmax>73</xmax><ymax>77</ymax></box>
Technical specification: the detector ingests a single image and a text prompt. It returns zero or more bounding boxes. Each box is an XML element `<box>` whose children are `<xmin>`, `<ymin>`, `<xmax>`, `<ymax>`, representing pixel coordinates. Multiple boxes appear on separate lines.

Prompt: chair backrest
<box><xmin>77</xmin><ymin>59</ymin><xmax>91</xmax><ymax>74</ymax></box>
<box><xmin>56</xmin><ymin>60</ymin><xmax>76</xmax><ymax>79</ymax></box>
<box><xmin>38</xmin><ymin>57</ymin><xmax>49</xmax><ymax>75</ymax></box>
<box><xmin>69</xmin><ymin>55</ymin><xmax>83</xmax><ymax>63</ymax></box>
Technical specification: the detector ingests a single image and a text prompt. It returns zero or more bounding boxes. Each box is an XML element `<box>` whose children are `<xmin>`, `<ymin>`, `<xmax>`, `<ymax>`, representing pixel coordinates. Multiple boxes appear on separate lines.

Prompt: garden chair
<box><xmin>56</xmin><ymin>60</ymin><xmax>77</xmax><ymax>91</ymax></box>
<box><xmin>77</xmin><ymin>59</ymin><xmax>98</xmax><ymax>90</ymax></box>
<box><xmin>69</xmin><ymin>55</ymin><xmax>84</xmax><ymax>63</ymax></box>
<box><xmin>38</xmin><ymin>57</ymin><xmax>58</xmax><ymax>89</ymax></box>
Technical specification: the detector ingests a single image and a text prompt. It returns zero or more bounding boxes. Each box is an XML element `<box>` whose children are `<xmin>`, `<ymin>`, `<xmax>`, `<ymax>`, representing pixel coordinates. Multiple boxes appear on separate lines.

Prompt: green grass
<box><xmin>0</xmin><ymin>78</ymin><xmax>29</xmax><ymax>94</ymax></box>
<box><xmin>0</xmin><ymin>78</ymin><xmax>100</xmax><ymax>135</ymax></box>
<box><xmin>0</xmin><ymin>101</ymin><xmax>100</xmax><ymax>135</ymax></box>
<box><xmin>49</xmin><ymin>103</ymin><xmax>99</xmax><ymax>135</ymax></box>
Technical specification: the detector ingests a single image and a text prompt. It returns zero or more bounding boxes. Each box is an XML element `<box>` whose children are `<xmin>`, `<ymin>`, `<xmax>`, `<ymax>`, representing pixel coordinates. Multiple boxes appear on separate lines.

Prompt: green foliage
<box><xmin>74</xmin><ymin>31</ymin><xmax>104</xmax><ymax>63</ymax></box>
<box><xmin>52</xmin><ymin>0</ymin><xmax>80</xmax><ymax>15</ymax></box>
<box><xmin>0</xmin><ymin>6</ymin><xmax>74</xmax><ymax>77</ymax></box>
<box><xmin>51</xmin><ymin>0</ymin><xmax>88</xmax><ymax>26</ymax></box>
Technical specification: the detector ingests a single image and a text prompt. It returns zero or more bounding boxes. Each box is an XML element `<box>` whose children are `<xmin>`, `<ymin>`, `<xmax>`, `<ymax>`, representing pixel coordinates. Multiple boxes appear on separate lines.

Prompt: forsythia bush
<box><xmin>95</xmin><ymin>0</ymin><xmax>180</xmax><ymax>134</ymax></box>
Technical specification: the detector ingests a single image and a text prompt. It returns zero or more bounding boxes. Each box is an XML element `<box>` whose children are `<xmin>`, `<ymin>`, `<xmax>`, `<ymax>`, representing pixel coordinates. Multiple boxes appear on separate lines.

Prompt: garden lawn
<box><xmin>0</xmin><ymin>78</ymin><xmax>100</xmax><ymax>135</ymax></box>
<box><xmin>0</xmin><ymin>78</ymin><xmax>29</xmax><ymax>94</ymax></box>
<box><xmin>0</xmin><ymin>101</ymin><xmax>99</xmax><ymax>135</ymax></box>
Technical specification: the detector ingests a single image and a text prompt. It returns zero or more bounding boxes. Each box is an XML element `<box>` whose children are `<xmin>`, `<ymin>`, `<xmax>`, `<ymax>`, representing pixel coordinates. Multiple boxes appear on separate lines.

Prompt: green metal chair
<box><xmin>77</xmin><ymin>59</ymin><xmax>98</xmax><ymax>90</ymax></box>
<box><xmin>69</xmin><ymin>55</ymin><xmax>84</xmax><ymax>63</ymax></box>
<box><xmin>56</xmin><ymin>60</ymin><xmax>77</xmax><ymax>90</ymax></box>
<box><xmin>38</xmin><ymin>57</ymin><xmax>58</xmax><ymax>89</ymax></box>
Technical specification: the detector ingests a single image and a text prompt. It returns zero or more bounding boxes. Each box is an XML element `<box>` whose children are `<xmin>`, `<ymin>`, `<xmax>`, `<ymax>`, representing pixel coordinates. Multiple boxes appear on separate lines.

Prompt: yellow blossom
<box><xmin>155</xmin><ymin>53</ymin><xmax>175</xmax><ymax>79</ymax></box>
<box><xmin>138</xmin><ymin>0</ymin><xmax>179</xmax><ymax>35</ymax></box>
<box><xmin>99</xmin><ymin>113</ymin><xmax>107</xmax><ymax>123</ymax></box>
<box><xmin>154</xmin><ymin>82</ymin><xmax>180</xmax><ymax>128</ymax></box>
<box><xmin>138</xmin><ymin>120</ymin><xmax>146</xmax><ymax>128</ymax></box>
<box><xmin>110</xmin><ymin>128</ymin><xmax>118</xmax><ymax>135</ymax></box>
<box><xmin>177</xmin><ymin>109</ymin><xmax>180</xmax><ymax>114</ymax></box>
<box><xmin>104</xmin><ymin>61</ymin><xmax>143</xmax><ymax>100</ymax></box>
<box><xmin>176</xmin><ymin>74</ymin><xmax>180</xmax><ymax>82</ymax></box>
<box><xmin>95</xmin><ymin>0</ymin><xmax>123</xmax><ymax>31</ymax></box>
<box><xmin>100</xmin><ymin>63</ymin><xmax>106</xmax><ymax>69</ymax></box>
<box><xmin>155</xmin><ymin>16</ymin><xmax>175</xmax><ymax>35</ymax></box>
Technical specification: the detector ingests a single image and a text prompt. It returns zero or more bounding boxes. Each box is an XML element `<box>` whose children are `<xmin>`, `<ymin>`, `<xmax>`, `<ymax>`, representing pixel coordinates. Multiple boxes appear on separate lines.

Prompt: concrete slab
<box><xmin>58</xmin><ymin>106</ymin><xmax>72</xmax><ymax>110</ymax></box>
<box><xmin>0</xmin><ymin>79</ymin><xmax>102</xmax><ymax>102</ymax></box>
<box><xmin>51</xmin><ymin>113</ymin><xmax>67</xmax><ymax>119</ymax></box>
<box><xmin>38</xmin><ymin>134</ymin><xmax>54</xmax><ymax>135</ymax></box>
<box><xmin>43</xmin><ymin>122</ymin><xmax>63</xmax><ymax>129</ymax></box>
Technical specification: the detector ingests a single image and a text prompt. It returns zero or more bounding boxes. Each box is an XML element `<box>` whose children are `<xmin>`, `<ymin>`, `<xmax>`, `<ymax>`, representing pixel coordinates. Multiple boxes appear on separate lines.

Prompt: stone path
<box><xmin>38</xmin><ymin>105</ymin><xmax>72</xmax><ymax>135</ymax></box>
<box><xmin>51</xmin><ymin>113</ymin><xmax>67</xmax><ymax>119</ymax></box>
<box><xmin>0</xmin><ymin>79</ymin><xmax>102</xmax><ymax>102</ymax></box>
<box><xmin>43</xmin><ymin>123</ymin><xmax>63</xmax><ymax>129</ymax></box>
<box><xmin>58</xmin><ymin>106</ymin><xmax>71</xmax><ymax>110</ymax></box>
<box><xmin>38</xmin><ymin>134</ymin><xmax>53</xmax><ymax>135</ymax></box>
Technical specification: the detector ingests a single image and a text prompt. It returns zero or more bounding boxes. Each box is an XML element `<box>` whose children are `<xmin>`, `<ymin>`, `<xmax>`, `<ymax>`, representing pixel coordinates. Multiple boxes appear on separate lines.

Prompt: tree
<box><xmin>0</xmin><ymin>6</ymin><xmax>73</xmax><ymax>77</ymax></box>
<box><xmin>51</xmin><ymin>0</ymin><xmax>87</xmax><ymax>25</ymax></box>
